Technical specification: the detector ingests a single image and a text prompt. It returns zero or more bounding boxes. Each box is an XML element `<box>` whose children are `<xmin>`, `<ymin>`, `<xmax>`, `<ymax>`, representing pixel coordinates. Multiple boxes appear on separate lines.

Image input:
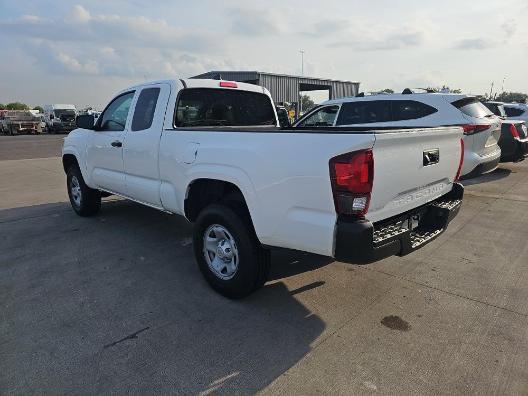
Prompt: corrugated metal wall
<box><xmin>191</xmin><ymin>71</ymin><xmax>360</xmax><ymax>103</ymax></box>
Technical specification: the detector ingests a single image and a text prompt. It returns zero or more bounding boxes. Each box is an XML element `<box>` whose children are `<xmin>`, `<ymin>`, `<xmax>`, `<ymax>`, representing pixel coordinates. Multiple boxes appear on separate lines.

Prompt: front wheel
<box><xmin>67</xmin><ymin>165</ymin><xmax>101</xmax><ymax>217</ymax></box>
<box><xmin>193</xmin><ymin>204</ymin><xmax>270</xmax><ymax>298</ymax></box>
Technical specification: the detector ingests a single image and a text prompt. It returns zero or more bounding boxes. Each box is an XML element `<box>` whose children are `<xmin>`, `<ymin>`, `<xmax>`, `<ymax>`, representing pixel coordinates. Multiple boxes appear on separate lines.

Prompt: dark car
<box><xmin>483</xmin><ymin>101</ymin><xmax>528</xmax><ymax>162</ymax></box>
<box><xmin>275</xmin><ymin>106</ymin><xmax>291</xmax><ymax>127</ymax></box>
<box><xmin>499</xmin><ymin>120</ymin><xmax>528</xmax><ymax>162</ymax></box>
<box><xmin>482</xmin><ymin>101</ymin><xmax>507</xmax><ymax>118</ymax></box>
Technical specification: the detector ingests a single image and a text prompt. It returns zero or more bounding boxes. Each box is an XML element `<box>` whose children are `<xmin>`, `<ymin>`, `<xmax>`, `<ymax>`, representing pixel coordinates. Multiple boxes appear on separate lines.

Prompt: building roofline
<box><xmin>192</xmin><ymin>70</ymin><xmax>360</xmax><ymax>85</ymax></box>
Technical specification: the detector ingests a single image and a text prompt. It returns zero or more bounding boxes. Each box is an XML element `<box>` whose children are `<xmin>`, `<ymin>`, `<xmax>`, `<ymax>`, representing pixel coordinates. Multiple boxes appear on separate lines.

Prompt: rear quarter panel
<box><xmin>159</xmin><ymin>130</ymin><xmax>375</xmax><ymax>256</ymax></box>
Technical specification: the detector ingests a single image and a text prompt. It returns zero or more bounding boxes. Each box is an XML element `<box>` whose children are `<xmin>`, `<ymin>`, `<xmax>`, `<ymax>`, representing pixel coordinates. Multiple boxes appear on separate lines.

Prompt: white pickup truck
<box><xmin>62</xmin><ymin>79</ymin><xmax>464</xmax><ymax>297</ymax></box>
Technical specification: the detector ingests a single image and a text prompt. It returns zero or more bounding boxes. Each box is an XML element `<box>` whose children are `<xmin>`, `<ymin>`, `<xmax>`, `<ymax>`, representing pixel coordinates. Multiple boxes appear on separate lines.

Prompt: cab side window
<box><xmin>297</xmin><ymin>106</ymin><xmax>339</xmax><ymax>127</ymax></box>
<box><xmin>131</xmin><ymin>88</ymin><xmax>160</xmax><ymax>131</ymax></box>
<box><xmin>99</xmin><ymin>92</ymin><xmax>135</xmax><ymax>131</ymax></box>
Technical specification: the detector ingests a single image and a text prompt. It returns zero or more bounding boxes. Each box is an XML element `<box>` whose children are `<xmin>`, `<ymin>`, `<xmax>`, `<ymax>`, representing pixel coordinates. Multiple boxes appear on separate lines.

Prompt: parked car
<box><xmin>497</xmin><ymin>120</ymin><xmax>528</xmax><ymax>162</ymax></box>
<box><xmin>275</xmin><ymin>105</ymin><xmax>290</xmax><ymax>127</ymax></box>
<box><xmin>62</xmin><ymin>79</ymin><xmax>464</xmax><ymax>297</ymax></box>
<box><xmin>482</xmin><ymin>101</ymin><xmax>528</xmax><ymax>162</ymax></box>
<box><xmin>502</xmin><ymin>103</ymin><xmax>528</xmax><ymax>123</ymax></box>
<box><xmin>0</xmin><ymin>110</ymin><xmax>42</xmax><ymax>135</ymax></box>
<box><xmin>294</xmin><ymin>91</ymin><xmax>501</xmax><ymax>179</ymax></box>
<box><xmin>482</xmin><ymin>101</ymin><xmax>507</xmax><ymax>118</ymax></box>
<box><xmin>43</xmin><ymin>104</ymin><xmax>77</xmax><ymax>134</ymax></box>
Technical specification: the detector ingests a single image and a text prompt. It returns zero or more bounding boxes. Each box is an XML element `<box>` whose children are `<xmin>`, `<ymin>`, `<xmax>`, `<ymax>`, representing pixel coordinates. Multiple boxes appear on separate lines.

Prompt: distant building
<box><xmin>191</xmin><ymin>71</ymin><xmax>360</xmax><ymax>115</ymax></box>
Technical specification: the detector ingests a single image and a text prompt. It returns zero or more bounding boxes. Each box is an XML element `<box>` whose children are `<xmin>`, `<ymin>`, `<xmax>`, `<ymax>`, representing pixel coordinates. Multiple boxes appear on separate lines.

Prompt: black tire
<box><xmin>193</xmin><ymin>204</ymin><xmax>270</xmax><ymax>298</ymax></box>
<box><xmin>66</xmin><ymin>165</ymin><xmax>101</xmax><ymax>217</ymax></box>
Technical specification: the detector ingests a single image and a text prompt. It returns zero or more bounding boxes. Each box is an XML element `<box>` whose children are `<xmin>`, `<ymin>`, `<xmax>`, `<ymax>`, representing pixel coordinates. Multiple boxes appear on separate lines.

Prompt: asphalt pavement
<box><xmin>1</xmin><ymin>135</ymin><xmax>527</xmax><ymax>394</ymax></box>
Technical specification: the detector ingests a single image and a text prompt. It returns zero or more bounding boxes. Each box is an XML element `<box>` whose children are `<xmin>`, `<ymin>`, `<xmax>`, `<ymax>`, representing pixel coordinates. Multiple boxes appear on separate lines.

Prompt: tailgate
<box><xmin>368</xmin><ymin>126</ymin><xmax>463</xmax><ymax>223</ymax></box>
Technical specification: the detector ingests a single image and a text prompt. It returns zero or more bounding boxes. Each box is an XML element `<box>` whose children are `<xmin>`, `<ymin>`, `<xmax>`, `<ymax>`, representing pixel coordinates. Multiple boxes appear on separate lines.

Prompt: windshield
<box><xmin>296</xmin><ymin>105</ymin><xmax>339</xmax><ymax>127</ymax></box>
<box><xmin>54</xmin><ymin>109</ymin><xmax>76</xmax><ymax>117</ymax></box>
<box><xmin>175</xmin><ymin>88</ymin><xmax>276</xmax><ymax>127</ymax></box>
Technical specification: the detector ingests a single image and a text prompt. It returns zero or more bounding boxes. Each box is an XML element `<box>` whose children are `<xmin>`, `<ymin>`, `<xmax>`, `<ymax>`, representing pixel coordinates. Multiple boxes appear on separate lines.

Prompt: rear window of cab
<box><xmin>175</xmin><ymin>88</ymin><xmax>276</xmax><ymax>127</ymax></box>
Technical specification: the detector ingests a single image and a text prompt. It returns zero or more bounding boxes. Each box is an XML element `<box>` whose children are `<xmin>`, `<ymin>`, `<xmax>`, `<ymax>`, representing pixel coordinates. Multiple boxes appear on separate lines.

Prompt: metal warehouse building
<box><xmin>191</xmin><ymin>71</ymin><xmax>360</xmax><ymax>113</ymax></box>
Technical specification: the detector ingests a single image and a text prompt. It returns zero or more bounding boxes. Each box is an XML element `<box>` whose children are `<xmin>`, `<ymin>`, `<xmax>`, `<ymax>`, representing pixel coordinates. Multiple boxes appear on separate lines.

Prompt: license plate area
<box><xmin>401</xmin><ymin>210</ymin><xmax>426</xmax><ymax>231</ymax></box>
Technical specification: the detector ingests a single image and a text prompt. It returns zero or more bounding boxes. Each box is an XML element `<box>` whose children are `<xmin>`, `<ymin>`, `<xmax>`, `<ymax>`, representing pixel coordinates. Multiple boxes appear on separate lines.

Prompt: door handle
<box><xmin>111</xmin><ymin>141</ymin><xmax>122</xmax><ymax>148</ymax></box>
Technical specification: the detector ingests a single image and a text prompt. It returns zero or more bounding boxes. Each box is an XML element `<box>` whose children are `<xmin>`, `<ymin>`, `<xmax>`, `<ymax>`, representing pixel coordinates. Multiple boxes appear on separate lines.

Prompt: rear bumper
<box><xmin>334</xmin><ymin>183</ymin><xmax>463</xmax><ymax>264</ymax></box>
<box><xmin>461</xmin><ymin>145</ymin><xmax>501</xmax><ymax>178</ymax></box>
<box><xmin>460</xmin><ymin>155</ymin><xmax>500</xmax><ymax>180</ymax></box>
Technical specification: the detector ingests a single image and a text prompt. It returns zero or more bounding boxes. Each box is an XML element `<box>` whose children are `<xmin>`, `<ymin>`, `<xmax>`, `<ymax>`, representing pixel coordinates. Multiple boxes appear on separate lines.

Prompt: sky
<box><xmin>0</xmin><ymin>0</ymin><xmax>527</xmax><ymax>109</ymax></box>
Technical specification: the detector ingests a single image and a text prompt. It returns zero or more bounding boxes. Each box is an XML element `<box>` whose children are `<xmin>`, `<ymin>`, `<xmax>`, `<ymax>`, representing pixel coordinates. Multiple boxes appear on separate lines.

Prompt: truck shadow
<box><xmin>0</xmin><ymin>200</ymin><xmax>326</xmax><ymax>394</ymax></box>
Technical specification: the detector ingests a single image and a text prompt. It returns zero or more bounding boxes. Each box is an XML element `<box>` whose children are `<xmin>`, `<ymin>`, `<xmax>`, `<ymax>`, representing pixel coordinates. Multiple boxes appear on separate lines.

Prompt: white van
<box><xmin>43</xmin><ymin>104</ymin><xmax>77</xmax><ymax>134</ymax></box>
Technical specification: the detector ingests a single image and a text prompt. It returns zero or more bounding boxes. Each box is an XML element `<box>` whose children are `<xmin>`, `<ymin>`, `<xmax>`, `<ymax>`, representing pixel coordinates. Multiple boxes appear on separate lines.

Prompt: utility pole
<box><xmin>501</xmin><ymin>76</ymin><xmax>507</xmax><ymax>93</ymax></box>
<box><xmin>300</xmin><ymin>49</ymin><xmax>305</xmax><ymax>76</ymax></box>
<box><xmin>299</xmin><ymin>49</ymin><xmax>305</xmax><ymax>115</ymax></box>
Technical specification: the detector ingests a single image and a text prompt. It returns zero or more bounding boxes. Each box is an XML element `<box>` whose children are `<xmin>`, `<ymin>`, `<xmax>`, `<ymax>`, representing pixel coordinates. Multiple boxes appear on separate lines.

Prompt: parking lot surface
<box><xmin>1</xmin><ymin>136</ymin><xmax>527</xmax><ymax>394</ymax></box>
<box><xmin>0</xmin><ymin>135</ymin><xmax>64</xmax><ymax>161</ymax></box>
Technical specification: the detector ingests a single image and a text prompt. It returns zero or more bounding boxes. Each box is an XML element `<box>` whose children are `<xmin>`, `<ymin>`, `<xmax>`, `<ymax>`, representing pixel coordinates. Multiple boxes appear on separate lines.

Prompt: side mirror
<box><xmin>76</xmin><ymin>114</ymin><xmax>95</xmax><ymax>129</ymax></box>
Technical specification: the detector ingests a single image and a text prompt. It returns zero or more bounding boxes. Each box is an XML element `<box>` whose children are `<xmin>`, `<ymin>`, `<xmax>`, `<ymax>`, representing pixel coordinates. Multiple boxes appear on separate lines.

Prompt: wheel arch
<box><xmin>183</xmin><ymin>178</ymin><xmax>263</xmax><ymax>242</ymax></box>
<box><xmin>62</xmin><ymin>153</ymin><xmax>79</xmax><ymax>174</ymax></box>
<box><xmin>62</xmin><ymin>149</ymin><xmax>93</xmax><ymax>188</ymax></box>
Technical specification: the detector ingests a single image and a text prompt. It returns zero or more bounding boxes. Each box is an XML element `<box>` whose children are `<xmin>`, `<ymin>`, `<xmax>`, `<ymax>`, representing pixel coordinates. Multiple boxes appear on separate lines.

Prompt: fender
<box><xmin>62</xmin><ymin>145</ymin><xmax>95</xmax><ymax>189</ymax></box>
<box><xmin>181</xmin><ymin>163</ymin><xmax>266</xmax><ymax>238</ymax></box>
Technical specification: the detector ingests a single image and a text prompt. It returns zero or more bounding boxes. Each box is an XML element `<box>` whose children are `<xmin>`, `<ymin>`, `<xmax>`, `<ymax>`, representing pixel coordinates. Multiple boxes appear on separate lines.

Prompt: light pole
<box><xmin>299</xmin><ymin>49</ymin><xmax>305</xmax><ymax>115</ymax></box>
<box><xmin>300</xmin><ymin>49</ymin><xmax>305</xmax><ymax>76</ymax></box>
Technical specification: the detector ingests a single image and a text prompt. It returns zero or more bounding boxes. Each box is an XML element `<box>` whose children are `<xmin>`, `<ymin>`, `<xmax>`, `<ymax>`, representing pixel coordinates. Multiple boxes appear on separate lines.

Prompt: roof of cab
<box><xmin>120</xmin><ymin>79</ymin><xmax>267</xmax><ymax>95</ymax></box>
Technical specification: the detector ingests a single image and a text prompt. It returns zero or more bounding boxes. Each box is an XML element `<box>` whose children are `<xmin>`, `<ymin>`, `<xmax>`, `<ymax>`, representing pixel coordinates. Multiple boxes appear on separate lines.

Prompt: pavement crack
<box><xmin>103</xmin><ymin>326</ymin><xmax>150</xmax><ymax>349</ymax></box>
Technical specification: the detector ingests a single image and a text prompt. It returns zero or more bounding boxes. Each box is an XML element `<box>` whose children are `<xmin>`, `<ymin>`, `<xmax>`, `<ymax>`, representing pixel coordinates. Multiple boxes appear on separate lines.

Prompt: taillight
<box><xmin>462</xmin><ymin>124</ymin><xmax>490</xmax><ymax>135</ymax></box>
<box><xmin>219</xmin><ymin>81</ymin><xmax>238</xmax><ymax>88</ymax></box>
<box><xmin>329</xmin><ymin>149</ymin><xmax>374</xmax><ymax>216</ymax></box>
<box><xmin>454</xmin><ymin>138</ymin><xmax>464</xmax><ymax>182</ymax></box>
<box><xmin>509</xmin><ymin>124</ymin><xmax>520</xmax><ymax>139</ymax></box>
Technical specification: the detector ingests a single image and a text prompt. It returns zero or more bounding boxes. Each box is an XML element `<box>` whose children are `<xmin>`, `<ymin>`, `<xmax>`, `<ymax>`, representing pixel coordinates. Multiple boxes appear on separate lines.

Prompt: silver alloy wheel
<box><xmin>70</xmin><ymin>175</ymin><xmax>82</xmax><ymax>207</ymax></box>
<box><xmin>203</xmin><ymin>224</ymin><xmax>239</xmax><ymax>280</ymax></box>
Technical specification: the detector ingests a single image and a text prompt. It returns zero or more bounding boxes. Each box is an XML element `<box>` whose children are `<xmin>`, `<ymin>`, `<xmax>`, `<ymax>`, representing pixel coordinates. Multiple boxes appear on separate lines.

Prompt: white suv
<box><xmin>294</xmin><ymin>92</ymin><xmax>502</xmax><ymax>178</ymax></box>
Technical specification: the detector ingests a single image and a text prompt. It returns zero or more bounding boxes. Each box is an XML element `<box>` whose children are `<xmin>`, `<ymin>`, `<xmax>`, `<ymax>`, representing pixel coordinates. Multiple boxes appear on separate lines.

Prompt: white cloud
<box><xmin>0</xmin><ymin>5</ymin><xmax>216</xmax><ymax>51</ymax></box>
<box><xmin>229</xmin><ymin>7</ymin><xmax>287</xmax><ymax>36</ymax></box>
<box><xmin>0</xmin><ymin>0</ymin><xmax>527</xmax><ymax>108</ymax></box>
<box><xmin>70</xmin><ymin>5</ymin><xmax>91</xmax><ymax>23</ymax></box>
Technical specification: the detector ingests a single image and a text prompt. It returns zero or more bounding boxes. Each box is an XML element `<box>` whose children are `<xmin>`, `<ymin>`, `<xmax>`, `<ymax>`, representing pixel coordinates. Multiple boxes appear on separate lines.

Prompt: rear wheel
<box><xmin>193</xmin><ymin>204</ymin><xmax>270</xmax><ymax>298</ymax></box>
<box><xmin>67</xmin><ymin>165</ymin><xmax>101</xmax><ymax>217</ymax></box>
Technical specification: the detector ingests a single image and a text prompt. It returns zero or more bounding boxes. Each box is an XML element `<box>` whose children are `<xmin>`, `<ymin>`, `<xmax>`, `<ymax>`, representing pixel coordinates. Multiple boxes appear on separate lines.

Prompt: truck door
<box><xmin>122</xmin><ymin>83</ymin><xmax>170</xmax><ymax>207</ymax></box>
<box><xmin>86</xmin><ymin>91</ymin><xmax>135</xmax><ymax>194</ymax></box>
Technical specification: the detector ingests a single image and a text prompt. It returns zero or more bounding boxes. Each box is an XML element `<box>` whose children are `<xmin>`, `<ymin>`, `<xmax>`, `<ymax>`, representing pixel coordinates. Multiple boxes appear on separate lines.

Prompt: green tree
<box><xmin>33</xmin><ymin>106</ymin><xmax>44</xmax><ymax>113</ymax></box>
<box><xmin>494</xmin><ymin>92</ymin><xmax>528</xmax><ymax>103</ymax></box>
<box><xmin>426</xmin><ymin>85</ymin><xmax>462</xmax><ymax>94</ymax></box>
<box><xmin>5</xmin><ymin>102</ymin><xmax>29</xmax><ymax>110</ymax></box>
<box><xmin>377</xmin><ymin>88</ymin><xmax>394</xmax><ymax>94</ymax></box>
<box><xmin>300</xmin><ymin>94</ymin><xmax>315</xmax><ymax>112</ymax></box>
<box><xmin>0</xmin><ymin>103</ymin><xmax>5</xmax><ymax>110</ymax></box>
